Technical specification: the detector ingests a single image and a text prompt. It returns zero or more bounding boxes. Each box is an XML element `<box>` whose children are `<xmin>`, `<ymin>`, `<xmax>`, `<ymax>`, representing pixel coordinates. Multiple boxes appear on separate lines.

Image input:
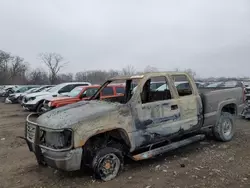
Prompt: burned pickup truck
<box><xmin>24</xmin><ymin>72</ymin><xmax>245</xmax><ymax>181</ymax></box>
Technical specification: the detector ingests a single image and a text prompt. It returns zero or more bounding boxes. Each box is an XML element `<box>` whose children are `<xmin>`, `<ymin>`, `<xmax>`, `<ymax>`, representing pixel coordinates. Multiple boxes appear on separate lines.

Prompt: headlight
<box><xmin>29</xmin><ymin>97</ymin><xmax>36</xmax><ymax>101</ymax></box>
<box><xmin>40</xmin><ymin>129</ymin><xmax>72</xmax><ymax>149</ymax></box>
<box><xmin>48</xmin><ymin>102</ymin><xmax>52</xmax><ymax>107</ymax></box>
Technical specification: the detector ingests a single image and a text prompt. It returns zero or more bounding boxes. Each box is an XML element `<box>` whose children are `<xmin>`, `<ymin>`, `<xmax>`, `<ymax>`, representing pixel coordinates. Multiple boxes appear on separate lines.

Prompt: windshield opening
<box><xmin>67</xmin><ymin>87</ymin><xmax>84</xmax><ymax>97</ymax></box>
<box><xmin>90</xmin><ymin>78</ymin><xmax>140</xmax><ymax>104</ymax></box>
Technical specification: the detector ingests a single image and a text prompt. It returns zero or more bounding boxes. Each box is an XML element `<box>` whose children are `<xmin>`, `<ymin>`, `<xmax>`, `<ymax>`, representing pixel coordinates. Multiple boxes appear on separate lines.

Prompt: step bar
<box><xmin>132</xmin><ymin>134</ymin><xmax>205</xmax><ymax>161</ymax></box>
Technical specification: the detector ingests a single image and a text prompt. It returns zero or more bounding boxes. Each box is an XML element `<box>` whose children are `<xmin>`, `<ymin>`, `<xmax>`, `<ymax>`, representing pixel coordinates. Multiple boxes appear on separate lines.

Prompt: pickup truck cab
<box><xmin>22</xmin><ymin>82</ymin><xmax>91</xmax><ymax>113</ymax></box>
<box><xmin>41</xmin><ymin>84</ymin><xmax>125</xmax><ymax>113</ymax></box>
<box><xmin>24</xmin><ymin>72</ymin><xmax>245</xmax><ymax>181</ymax></box>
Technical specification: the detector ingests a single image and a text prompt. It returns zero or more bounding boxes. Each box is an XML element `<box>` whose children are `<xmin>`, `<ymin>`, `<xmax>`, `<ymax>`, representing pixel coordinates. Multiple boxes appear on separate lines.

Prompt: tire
<box><xmin>213</xmin><ymin>112</ymin><xmax>235</xmax><ymax>142</ymax></box>
<box><xmin>36</xmin><ymin>103</ymin><xmax>44</xmax><ymax>114</ymax></box>
<box><xmin>92</xmin><ymin>147</ymin><xmax>124</xmax><ymax>181</ymax></box>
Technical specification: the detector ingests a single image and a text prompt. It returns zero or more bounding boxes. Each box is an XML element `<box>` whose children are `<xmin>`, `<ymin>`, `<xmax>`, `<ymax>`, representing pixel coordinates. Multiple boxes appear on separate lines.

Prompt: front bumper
<box><xmin>6</xmin><ymin>96</ymin><xmax>18</xmax><ymax>103</ymax></box>
<box><xmin>26</xmin><ymin>140</ymin><xmax>82</xmax><ymax>171</ymax></box>
<box><xmin>5</xmin><ymin>97</ymin><xmax>12</xmax><ymax>104</ymax></box>
<box><xmin>22</xmin><ymin>104</ymin><xmax>37</xmax><ymax>111</ymax></box>
<box><xmin>25</xmin><ymin>113</ymin><xmax>82</xmax><ymax>171</ymax></box>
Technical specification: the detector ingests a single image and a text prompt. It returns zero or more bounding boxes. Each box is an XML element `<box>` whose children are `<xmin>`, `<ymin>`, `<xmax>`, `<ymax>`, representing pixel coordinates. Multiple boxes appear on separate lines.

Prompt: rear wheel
<box><xmin>213</xmin><ymin>112</ymin><xmax>235</xmax><ymax>142</ymax></box>
<box><xmin>92</xmin><ymin>147</ymin><xmax>124</xmax><ymax>181</ymax></box>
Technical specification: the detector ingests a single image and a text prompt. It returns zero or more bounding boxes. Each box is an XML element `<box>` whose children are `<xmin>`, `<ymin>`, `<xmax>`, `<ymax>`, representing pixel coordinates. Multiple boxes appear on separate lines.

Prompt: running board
<box><xmin>132</xmin><ymin>134</ymin><xmax>205</xmax><ymax>161</ymax></box>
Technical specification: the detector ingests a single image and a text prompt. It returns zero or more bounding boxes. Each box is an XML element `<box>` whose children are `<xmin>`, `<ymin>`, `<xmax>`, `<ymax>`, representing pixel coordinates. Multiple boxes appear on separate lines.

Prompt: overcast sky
<box><xmin>1</xmin><ymin>0</ymin><xmax>250</xmax><ymax>77</ymax></box>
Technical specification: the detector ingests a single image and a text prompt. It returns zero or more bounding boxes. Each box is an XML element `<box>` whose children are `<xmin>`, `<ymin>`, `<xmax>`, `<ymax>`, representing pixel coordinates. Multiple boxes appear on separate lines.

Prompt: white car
<box><xmin>6</xmin><ymin>87</ymin><xmax>39</xmax><ymax>104</ymax></box>
<box><xmin>22</xmin><ymin>82</ymin><xmax>91</xmax><ymax>112</ymax></box>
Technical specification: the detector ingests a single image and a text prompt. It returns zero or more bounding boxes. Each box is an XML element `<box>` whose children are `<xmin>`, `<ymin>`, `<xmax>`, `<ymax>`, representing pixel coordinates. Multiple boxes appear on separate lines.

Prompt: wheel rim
<box><xmin>223</xmin><ymin>119</ymin><xmax>232</xmax><ymax>137</ymax></box>
<box><xmin>97</xmin><ymin>153</ymin><xmax>120</xmax><ymax>181</ymax></box>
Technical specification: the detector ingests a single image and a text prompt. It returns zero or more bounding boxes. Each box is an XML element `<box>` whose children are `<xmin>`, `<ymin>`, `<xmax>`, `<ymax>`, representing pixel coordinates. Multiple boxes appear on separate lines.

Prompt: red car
<box><xmin>41</xmin><ymin>84</ymin><xmax>125</xmax><ymax>113</ymax></box>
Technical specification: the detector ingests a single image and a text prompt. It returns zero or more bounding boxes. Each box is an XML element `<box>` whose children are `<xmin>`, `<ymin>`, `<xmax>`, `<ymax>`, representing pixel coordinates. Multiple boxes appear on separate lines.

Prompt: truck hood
<box><xmin>26</xmin><ymin>91</ymin><xmax>51</xmax><ymax>98</ymax></box>
<box><xmin>36</xmin><ymin>100</ymin><xmax>120</xmax><ymax>129</ymax></box>
<box><xmin>49</xmin><ymin>96</ymin><xmax>72</xmax><ymax>101</ymax></box>
<box><xmin>44</xmin><ymin>93</ymin><xmax>71</xmax><ymax>101</ymax></box>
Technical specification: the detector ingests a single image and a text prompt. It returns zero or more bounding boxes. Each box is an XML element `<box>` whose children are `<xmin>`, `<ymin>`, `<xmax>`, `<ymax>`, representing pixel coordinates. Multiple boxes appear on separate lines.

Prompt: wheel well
<box><xmin>85</xmin><ymin>129</ymin><xmax>131</xmax><ymax>149</ymax></box>
<box><xmin>82</xmin><ymin>129</ymin><xmax>130</xmax><ymax>166</ymax></box>
<box><xmin>221</xmin><ymin>103</ymin><xmax>236</xmax><ymax>115</ymax></box>
<box><xmin>36</xmin><ymin>100</ymin><xmax>44</xmax><ymax>109</ymax></box>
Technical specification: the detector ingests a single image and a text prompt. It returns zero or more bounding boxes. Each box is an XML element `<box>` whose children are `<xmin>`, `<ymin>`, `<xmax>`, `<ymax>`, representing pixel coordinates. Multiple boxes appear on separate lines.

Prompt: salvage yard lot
<box><xmin>1</xmin><ymin>102</ymin><xmax>250</xmax><ymax>188</ymax></box>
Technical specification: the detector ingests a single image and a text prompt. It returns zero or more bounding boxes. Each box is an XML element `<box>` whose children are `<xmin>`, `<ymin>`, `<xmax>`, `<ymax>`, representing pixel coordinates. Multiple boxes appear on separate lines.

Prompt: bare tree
<box><xmin>0</xmin><ymin>50</ymin><xmax>13</xmax><ymax>84</ymax></box>
<box><xmin>10</xmin><ymin>56</ymin><xmax>28</xmax><ymax>79</ymax></box>
<box><xmin>27</xmin><ymin>68</ymin><xmax>49</xmax><ymax>84</ymax></box>
<box><xmin>75</xmin><ymin>71</ymin><xmax>88</xmax><ymax>82</ymax></box>
<box><xmin>39</xmin><ymin>52</ymin><xmax>68</xmax><ymax>84</ymax></box>
<box><xmin>144</xmin><ymin>65</ymin><xmax>159</xmax><ymax>73</ymax></box>
<box><xmin>57</xmin><ymin>73</ymin><xmax>74</xmax><ymax>83</ymax></box>
<box><xmin>121</xmin><ymin>65</ymin><xmax>136</xmax><ymax>76</ymax></box>
<box><xmin>174</xmin><ymin>67</ymin><xmax>196</xmax><ymax>78</ymax></box>
<box><xmin>184</xmin><ymin>68</ymin><xmax>196</xmax><ymax>78</ymax></box>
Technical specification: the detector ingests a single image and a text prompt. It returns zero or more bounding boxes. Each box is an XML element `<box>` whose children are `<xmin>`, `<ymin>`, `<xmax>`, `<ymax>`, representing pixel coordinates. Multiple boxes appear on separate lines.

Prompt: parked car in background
<box><xmin>25</xmin><ymin>72</ymin><xmax>245</xmax><ymax>181</ymax></box>
<box><xmin>22</xmin><ymin>82</ymin><xmax>91</xmax><ymax>112</ymax></box>
<box><xmin>156</xmin><ymin>81</ymin><xmax>204</xmax><ymax>91</ymax></box>
<box><xmin>5</xmin><ymin>85</ymin><xmax>39</xmax><ymax>103</ymax></box>
<box><xmin>149</xmin><ymin>81</ymin><xmax>165</xmax><ymax>91</ymax></box>
<box><xmin>41</xmin><ymin>84</ymin><xmax>125</xmax><ymax>113</ymax></box>
<box><xmin>241</xmin><ymin>81</ymin><xmax>250</xmax><ymax>119</ymax></box>
<box><xmin>18</xmin><ymin>85</ymin><xmax>53</xmax><ymax>103</ymax></box>
<box><xmin>205</xmin><ymin>82</ymin><xmax>224</xmax><ymax>88</ymax></box>
<box><xmin>6</xmin><ymin>87</ymin><xmax>39</xmax><ymax>104</ymax></box>
<box><xmin>220</xmin><ymin>80</ymin><xmax>244</xmax><ymax>88</ymax></box>
<box><xmin>0</xmin><ymin>85</ymin><xmax>19</xmax><ymax>97</ymax></box>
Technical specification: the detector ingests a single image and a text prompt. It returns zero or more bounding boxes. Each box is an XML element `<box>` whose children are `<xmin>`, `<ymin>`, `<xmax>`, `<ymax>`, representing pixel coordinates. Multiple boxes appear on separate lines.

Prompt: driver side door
<box><xmin>134</xmin><ymin>75</ymin><xmax>182</xmax><ymax>147</ymax></box>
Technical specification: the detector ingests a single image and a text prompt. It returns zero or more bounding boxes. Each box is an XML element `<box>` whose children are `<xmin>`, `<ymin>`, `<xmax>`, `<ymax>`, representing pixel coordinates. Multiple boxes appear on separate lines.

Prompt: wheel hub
<box><xmin>98</xmin><ymin>153</ymin><xmax>120</xmax><ymax>181</ymax></box>
<box><xmin>223</xmin><ymin>119</ymin><xmax>232</xmax><ymax>136</ymax></box>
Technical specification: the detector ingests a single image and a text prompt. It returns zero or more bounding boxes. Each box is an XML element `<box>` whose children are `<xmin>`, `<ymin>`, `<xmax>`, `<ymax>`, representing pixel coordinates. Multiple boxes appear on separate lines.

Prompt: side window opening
<box><xmin>115</xmin><ymin>87</ymin><xmax>125</xmax><ymax>94</ymax></box>
<box><xmin>82</xmin><ymin>88</ymin><xmax>98</xmax><ymax>98</ymax></box>
<box><xmin>171</xmin><ymin>75</ymin><xmax>193</xmax><ymax>97</ymax></box>
<box><xmin>141</xmin><ymin>76</ymin><xmax>172</xmax><ymax>104</ymax></box>
<box><xmin>102</xmin><ymin>87</ymin><xmax>114</xmax><ymax>96</ymax></box>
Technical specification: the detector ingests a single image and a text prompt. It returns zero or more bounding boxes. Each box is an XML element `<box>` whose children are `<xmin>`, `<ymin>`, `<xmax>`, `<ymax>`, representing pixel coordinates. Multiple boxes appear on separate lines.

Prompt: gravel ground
<box><xmin>0</xmin><ymin>101</ymin><xmax>250</xmax><ymax>188</ymax></box>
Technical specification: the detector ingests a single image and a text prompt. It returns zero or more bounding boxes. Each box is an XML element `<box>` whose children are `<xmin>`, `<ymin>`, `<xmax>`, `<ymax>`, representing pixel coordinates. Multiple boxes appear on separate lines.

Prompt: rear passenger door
<box><xmin>171</xmin><ymin>75</ymin><xmax>200</xmax><ymax>131</ymax></box>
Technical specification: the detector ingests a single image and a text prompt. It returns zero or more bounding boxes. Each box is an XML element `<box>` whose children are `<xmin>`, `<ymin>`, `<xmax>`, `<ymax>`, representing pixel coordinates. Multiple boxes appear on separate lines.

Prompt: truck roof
<box><xmin>110</xmin><ymin>72</ymin><xmax>189</xmax><ymax>81</ymax></box>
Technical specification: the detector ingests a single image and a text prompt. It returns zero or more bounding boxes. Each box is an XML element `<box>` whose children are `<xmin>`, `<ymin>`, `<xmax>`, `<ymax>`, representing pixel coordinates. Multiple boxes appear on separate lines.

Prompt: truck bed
<box><xmin>198</xmin><ymin>87</ymin><xmax>244</xmax><ymax>127</ymax></box>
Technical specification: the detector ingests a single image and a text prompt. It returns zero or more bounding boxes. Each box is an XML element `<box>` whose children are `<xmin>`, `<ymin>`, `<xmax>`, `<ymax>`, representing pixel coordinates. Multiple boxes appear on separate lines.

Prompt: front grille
<box><xmin>26</xmin><ymin>123</ymin><xmax>36</xmax><ymax>143</ymax></box>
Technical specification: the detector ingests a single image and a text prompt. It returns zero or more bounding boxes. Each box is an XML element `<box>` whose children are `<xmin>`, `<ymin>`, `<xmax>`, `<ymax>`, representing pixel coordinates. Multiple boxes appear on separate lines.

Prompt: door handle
<box><xmin>171</xmin><ymin>104</ymin><xmax>178</xmax><ymax>110</ymax></box>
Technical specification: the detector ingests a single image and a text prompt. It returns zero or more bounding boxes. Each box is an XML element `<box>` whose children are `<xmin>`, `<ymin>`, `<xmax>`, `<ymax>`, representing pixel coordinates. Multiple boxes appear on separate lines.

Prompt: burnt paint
<box><xmin>134</xmin><ymin>113</ymin><xmax>181</xmax><ymax>129</ymax></box>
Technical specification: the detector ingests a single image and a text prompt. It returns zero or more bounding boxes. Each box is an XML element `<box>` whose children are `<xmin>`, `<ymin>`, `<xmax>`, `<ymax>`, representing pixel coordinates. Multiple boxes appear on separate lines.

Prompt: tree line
<box><xmin>1</xmin><ymin>50</ymin><xmax>248</xmax><ymax>85</ymax></box>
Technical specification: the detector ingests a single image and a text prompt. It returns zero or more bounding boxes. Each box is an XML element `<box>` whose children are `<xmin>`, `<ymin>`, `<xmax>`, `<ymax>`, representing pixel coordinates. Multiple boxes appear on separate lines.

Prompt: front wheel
<box><xmin>36</xmin><ymin>103</ymin><xmax>44</xmax><ymax>114</ymax></box>
<box><xmin>213</xmin><ymin>112</ymin><xmax>235</xmax><ymax>142</ymax></box>
<box><xmin>92</xmin><ymin>147</ymin><xmax>124</xmax><ymax>181</ymax></box>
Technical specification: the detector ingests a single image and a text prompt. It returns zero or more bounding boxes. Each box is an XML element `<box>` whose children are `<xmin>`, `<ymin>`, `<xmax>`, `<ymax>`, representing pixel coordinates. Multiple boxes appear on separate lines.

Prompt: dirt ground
<box><xmin>1</xmin><ymin>101</ymin><xmax>250</xmax><ymax>188</ymax></box>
